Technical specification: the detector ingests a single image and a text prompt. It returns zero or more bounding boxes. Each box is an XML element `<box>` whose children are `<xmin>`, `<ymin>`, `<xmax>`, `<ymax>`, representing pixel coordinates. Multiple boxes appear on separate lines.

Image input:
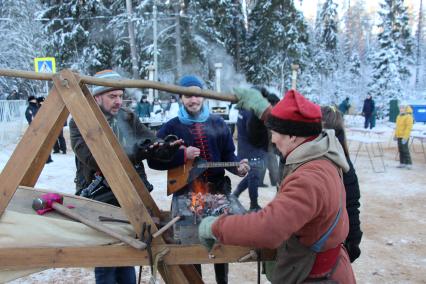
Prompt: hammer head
<box><xmin>32</xmin><ymin>193</ymin><xmax>64</xmax><ymax>215</ymax></box>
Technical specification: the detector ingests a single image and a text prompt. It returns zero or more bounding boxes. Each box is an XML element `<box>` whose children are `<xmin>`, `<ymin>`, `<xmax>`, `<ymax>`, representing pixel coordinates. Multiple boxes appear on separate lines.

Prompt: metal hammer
<box><xmin>32</xmin><ymin>193</ymin><xmax>146</xmax><ymax>250</ymax></box>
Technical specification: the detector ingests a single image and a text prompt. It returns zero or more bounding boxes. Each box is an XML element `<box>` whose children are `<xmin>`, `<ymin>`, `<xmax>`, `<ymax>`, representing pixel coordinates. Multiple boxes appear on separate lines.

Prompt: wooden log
<box><xmin>0</xmin><ymin>68</ymin><xmax>237</xmax><ymax>103</ymax></box>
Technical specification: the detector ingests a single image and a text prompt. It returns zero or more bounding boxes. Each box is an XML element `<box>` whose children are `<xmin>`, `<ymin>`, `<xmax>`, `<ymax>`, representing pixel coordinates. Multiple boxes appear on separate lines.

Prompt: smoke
<box><xmin>207</xmin><ymin>45</ymin><xmax>248</xmax><ymax>92</ymax></box>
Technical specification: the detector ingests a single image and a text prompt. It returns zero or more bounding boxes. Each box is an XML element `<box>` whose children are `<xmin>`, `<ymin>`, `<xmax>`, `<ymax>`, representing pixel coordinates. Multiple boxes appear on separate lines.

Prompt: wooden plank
<box><xmin>52</xmin><ymin>70</ymin><xmax>156</xmax><ymax>236</ymax></box>
<box><xmin>0</xmin><ymin>245</ymin><xmax>275</xmax><ymax>269</ymax></box>
<box><xmin>78</xmin><ymin>82</ymin><xmax>160</xmax><ymax>218</ymax></box>
<box><xmin>20</xmin><ymin>90</ymin><xmax>70</xmax><ymax>187</ymax></box>
<box><xmin>0</xmin><ymin>86</ymin><xmax>68</xmax><ymax>216</ymax></box>
<box><xmin>8</xmin><ymin>186</ymin><xmax>128</xmax><ymax>223</ymax></box>
<box><xmin>54</xmin><ymin>70</ymin><xmax>197</xmax><ymax>283</ymax></box>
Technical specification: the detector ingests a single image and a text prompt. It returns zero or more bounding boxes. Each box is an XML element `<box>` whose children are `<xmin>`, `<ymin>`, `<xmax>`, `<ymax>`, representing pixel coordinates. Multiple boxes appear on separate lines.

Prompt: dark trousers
<box><xmin>260</xmin><ymin>152</ymin><xmax>279</xmax><ymax>186</ymax></box>
<box><xmin>398</xmin><ymin>138</ymin><xmax>412</xmax><ymax>165</ymax></box>
<box><xmin>94</xmin><ymin>267</ymin><xmax>136</xmax><ymax>284</ymax></box>
<box><xmin>233</xmin><ymin>166</ymin><xmax>261</xmax><ymax>205</ymax></box>
<box><xmin>194</xmin><ymin>263</ymin><xmax>229</xmax><ymax>284</ymax></box>
<box><xmin>53</xmin><ymin>129</ymin><xmax>67</xmax><ymax>153</ymax></box>
<box><xmin>364</xmin><ymin>115</ymin><xmax>373</xmax><ymax>129</ymax></box>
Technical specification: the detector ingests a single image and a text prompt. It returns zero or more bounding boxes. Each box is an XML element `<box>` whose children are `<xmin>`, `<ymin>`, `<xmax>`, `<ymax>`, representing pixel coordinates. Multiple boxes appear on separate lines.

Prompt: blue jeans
<box><xmin>94</xmin><ymin>267</ymin><xmax>136</xmax><ymax>284</ymax></box>
<box><xmin>233</xmin><ymin>167</ymin><xmax>261</xmax><ymax>203</ymax></box>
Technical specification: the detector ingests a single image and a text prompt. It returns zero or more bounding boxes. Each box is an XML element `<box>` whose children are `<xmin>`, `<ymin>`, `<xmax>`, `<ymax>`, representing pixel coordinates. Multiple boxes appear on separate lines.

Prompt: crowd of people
<box><xmin>134</xmin><ymin>94</ymin><xmax>180</xmax><ymax>121</ymax></box>
<box><xmin>20</xmin><ymin>67</ymin><xmax>421</xmax><ymax>284</ymax></box>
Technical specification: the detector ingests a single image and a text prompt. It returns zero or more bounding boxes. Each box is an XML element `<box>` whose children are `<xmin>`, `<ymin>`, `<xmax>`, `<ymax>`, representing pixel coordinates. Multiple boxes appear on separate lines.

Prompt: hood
<box><xmin>286</xmin><ymin>129</ymin><xmax>350</xmax><ymax>173</ymax></box>
<box><xmin>403</xmin><ymin>105</ymin><xmax>413</xmax><ymax>114</ymax></box>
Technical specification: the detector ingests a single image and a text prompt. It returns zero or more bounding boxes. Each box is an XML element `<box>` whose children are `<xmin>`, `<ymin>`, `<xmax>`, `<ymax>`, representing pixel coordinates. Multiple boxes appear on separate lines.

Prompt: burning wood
<box><xmin>171</xmin><ymin>178</ymin><xmax>246</xmax><ymax>244</ymax></box>
<box><xmin>189</xmin><ymin>192</ymin><xmax>230</xmax><ymax>220</ymax></box>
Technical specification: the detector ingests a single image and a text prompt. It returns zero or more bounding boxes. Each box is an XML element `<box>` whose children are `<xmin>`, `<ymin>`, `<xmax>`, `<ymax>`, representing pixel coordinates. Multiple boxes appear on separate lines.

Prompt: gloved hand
<box><xmin>401</xmin><ymin>138</ymin><xmax>408</xmax><ymax>144</ymax></box>
<box><xmin>344</xmin><ymin>241</ymin><xmax>361</xmax><ymax>263</ymax></box>
<box><xmin>136</xmin><ymin>135</ymin><xmax>183</xmax><ymax>162</ymax></box>
<box><xmin>233</xmin><ymin>88</ymin><xmax>270</xmax><ymax>119</ymax></box>
<box><xmin>198</xmin><ymin>216</ymin><xmax>218</xmax><ymax>251</ymax></box>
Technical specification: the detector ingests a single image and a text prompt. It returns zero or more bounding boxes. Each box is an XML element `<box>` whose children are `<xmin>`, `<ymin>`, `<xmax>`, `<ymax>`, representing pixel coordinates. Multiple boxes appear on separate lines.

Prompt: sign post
<box><xmin>34</xmin><ymin>57</ymin><xmax>56</xmax><ymax>95</ymax></box>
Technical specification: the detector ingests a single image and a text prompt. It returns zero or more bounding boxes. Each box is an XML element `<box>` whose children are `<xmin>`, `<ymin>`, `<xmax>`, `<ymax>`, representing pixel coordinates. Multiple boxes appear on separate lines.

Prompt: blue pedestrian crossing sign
<box><xmin>34</xmin><ymin>57</ymin><xmax>56</xmax><ymax>73</ymax></box>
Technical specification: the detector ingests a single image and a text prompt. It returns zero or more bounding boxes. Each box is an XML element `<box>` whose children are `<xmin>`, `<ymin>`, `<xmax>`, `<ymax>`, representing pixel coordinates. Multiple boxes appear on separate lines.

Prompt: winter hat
<box><xmin>266</xmin><ymin>90</ymin><xmax>322</xmax><ymax>137</ymax></box>
<box><xmin>36</xmin><ymin>96</ymin><xmax>45</xmax><ymax>103</ymax></box>
<box><xmin>27</xmin><ymin>95</ymin><xmax>36</xmax><ymax>102</ymax></box>
<box><xmin>178</xmin><ymin>75</ymin><xmax>204</xmax><ymax>89</ymax></box>
<box><xmin>92</xmin><ymin>70</ymin><xmax>124</xmax><ymax>96</ymax></box>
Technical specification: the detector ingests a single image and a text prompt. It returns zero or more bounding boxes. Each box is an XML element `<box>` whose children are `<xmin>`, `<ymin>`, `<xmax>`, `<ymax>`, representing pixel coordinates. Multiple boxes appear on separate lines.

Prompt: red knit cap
<box><xmin>265</xmin><ymin>90</ymin><xmax>322</xmax><ymax>136</ymax></box>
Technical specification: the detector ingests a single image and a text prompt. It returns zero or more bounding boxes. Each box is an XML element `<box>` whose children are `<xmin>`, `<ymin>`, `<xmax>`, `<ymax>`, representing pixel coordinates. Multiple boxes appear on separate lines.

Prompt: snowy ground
<box><xmin>2</xmin><ymin>120</ymin><xmax>426</xmax><ymax>283</ymax></box>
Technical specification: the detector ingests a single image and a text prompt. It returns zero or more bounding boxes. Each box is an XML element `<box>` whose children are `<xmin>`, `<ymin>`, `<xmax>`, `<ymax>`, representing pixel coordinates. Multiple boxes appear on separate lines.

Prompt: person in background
<box><xmin>149</xmin><ymin>75</ymin><xmax>249</xmax><ymax>284</ymax></box>
<box><xmin>199</xmin><ymin>89</ymin><xmax>356</xmax><ymax>283</ymax></box>
<box><xmin>70</xmin><ymin>69</ymin><xmax>182</xmax><ymax>284</ymax></box>
<box><xmin>166</xmin><ymin>95</ymin><xmax>180</xmax><ymax>120</ymax></box>
<box><xmin>25</xmin><ymin>95</ymin><xmax>39</xmax><ymax>125</ymax></box>
<box><xmin>338</xmin><ymin>97</ymin><xmax>351</xmax><ymax>115</ymax></box>
<box><xmin>232</xmin><ymin>108</ymin><xmax>267</xmax><ymax>212</ymax></box>
<box><xmin>30</xmin><ymin>96</ymin><xmax>53</xmax><ymax>164</ymax></box>
<box><xmin>321</xmin><ymin>106</ymin><xmax>363</xmax><ymax>263</ymax></box>
<box><xmin>255</xmin><ymin>87</ymin><xmax>280</xmax><ymax>187</ymax></box>
<box><xmin>135</xmin><ymin>95</ymin><xmax>151</xmax><ymax>118</ymax></box>
<box><xmin>53</xmin><ymin>119</ymin><xmax>68</xmax><ymax>154</ymax></box>
<box><xmin>7</xmin><ymin>90</ymin><xmax>19</xmax><ymax>100</ymax></box>
<box><xmin>362</xmin><ymin>95</ymin><xmax>375</xmax><ymax>129</ymax></box>
<box><xmin>151</xmin><ymin>98</ymin><xmax>163</xmax><ymax>119</ymax></box>
<box><xmin>394</xmin><ymin>103</ymin><xmax>414</xmax><ymax>169</ymax></box>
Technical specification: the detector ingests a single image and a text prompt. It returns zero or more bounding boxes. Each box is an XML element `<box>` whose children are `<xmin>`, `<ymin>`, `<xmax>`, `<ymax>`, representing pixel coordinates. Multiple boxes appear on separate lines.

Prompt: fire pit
<box><xmin>172</xmin><ymin>179</ymin><xmax>246</xmax><ymax>245</ymax></box>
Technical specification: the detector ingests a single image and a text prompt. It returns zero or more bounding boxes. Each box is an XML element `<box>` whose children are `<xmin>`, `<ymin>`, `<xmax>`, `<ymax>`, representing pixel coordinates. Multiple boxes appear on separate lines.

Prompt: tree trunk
<box><xmin>415</xmin><ymin>0</ymin><xmax>423</xmax><ymax>89</ymax></box>
<box><xmin>174</xmin><ymin>3</ymin><xmax>183</xmax><ymax>81</ymax></box>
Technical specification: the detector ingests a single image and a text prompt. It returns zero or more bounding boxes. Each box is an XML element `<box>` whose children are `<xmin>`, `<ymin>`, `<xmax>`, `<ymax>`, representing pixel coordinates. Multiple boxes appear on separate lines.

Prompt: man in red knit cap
<box><xmin>199</xmin><ymin>89</ymin><xmax>356</xmax><ymax>283</ymax></box>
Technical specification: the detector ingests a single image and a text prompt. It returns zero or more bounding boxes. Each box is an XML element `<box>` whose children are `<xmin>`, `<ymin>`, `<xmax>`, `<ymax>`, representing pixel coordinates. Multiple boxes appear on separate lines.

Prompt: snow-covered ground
<box><xmin>2</xmin><ymin>120</ymin><xmax>426</xmax><ymax>283</ymax></box>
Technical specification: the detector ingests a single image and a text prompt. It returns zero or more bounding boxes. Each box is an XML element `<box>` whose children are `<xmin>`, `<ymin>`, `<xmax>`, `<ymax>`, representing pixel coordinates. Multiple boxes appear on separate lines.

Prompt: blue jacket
<box><xmin>148</xmin><ymin>115</ymin><xmax>239</xmax><ymax>181</ymax></box>
<box><xmin>237</xmin><ymin>109</ymin><xmax>267</xmax><ymax>160</ymax></box>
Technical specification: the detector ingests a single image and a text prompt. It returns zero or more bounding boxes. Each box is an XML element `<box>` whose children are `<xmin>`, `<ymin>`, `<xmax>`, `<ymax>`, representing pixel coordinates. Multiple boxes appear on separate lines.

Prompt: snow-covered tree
<box><xmin>39</xmin><ymin>0</ymin><xmax>109</xmax><ymax>73</ymax></box>
<box><xmin>243</xmin><ymin>0</ymin><xmax>309</xmax><ymax>92</ymax></box>
<box><xmin>0</xmin><ymin>0</ymin><xmax>47</xmax><ymax>96</ymax></box>
<box><xmin>368</xmin><ymin>0</ymin><xmax>414</xmax><ymax>117</ymax></box>
<box><xmin>314</xmin><ymin>0</ymin><xmax>339</xmax><ymax>78</ymax></box>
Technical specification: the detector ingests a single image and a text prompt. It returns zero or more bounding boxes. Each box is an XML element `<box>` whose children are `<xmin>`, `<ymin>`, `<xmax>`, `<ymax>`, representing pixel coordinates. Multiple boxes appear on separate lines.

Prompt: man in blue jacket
<box><xmin>149</xmin><ymin>75</ymin><xmax>249</xmax><ymax>284</ymax></box>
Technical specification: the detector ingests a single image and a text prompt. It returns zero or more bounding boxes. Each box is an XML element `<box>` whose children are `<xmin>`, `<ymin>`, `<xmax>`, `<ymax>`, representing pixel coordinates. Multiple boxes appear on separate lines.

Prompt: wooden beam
<box><xmin>21</xmin><ymin>90</ymin><xmax>70</xmax><ymax>186</ymax></box>
<box><xmin>53</xmin><ymin>70</ymin><xmax>199</xmax><ymax>283</ymax></box>
<box><xmin>77</xmin><ymin>82</ymin><xmax>160</xmax><ymax>218</ymax></box>
<box><xmin>52</xmin><ymin>70</ymin><xmax>157</xmax><ymax>235</ymax></box>
<box><xmin>0</xmin><ymin>86</ymin><xmax>68</xmax><ymax>216</ymax></box>
<box><xmin>0</xmin><ymin>245</ymin><xmax>275</xmax><ymax>269</ymax></box>
<box><xmin>0</xmin><ymin>68</ymin><xmax>237</xmax><ymax>103</ymax></box>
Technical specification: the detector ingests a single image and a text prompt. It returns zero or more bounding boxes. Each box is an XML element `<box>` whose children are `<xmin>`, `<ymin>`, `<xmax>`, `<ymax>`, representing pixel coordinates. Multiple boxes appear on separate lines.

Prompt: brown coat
<box><xmin>212</xmin><ymin>131</ymin><xmax>356</xmax><ymax>283</ymax></box>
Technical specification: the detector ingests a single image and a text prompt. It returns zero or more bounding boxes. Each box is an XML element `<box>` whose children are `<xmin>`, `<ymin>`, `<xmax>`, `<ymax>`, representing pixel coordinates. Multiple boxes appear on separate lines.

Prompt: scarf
<box><xmin>178</xmin><ymin>104</ymin><xmax>209</xmax><ymax>125</ymax></box>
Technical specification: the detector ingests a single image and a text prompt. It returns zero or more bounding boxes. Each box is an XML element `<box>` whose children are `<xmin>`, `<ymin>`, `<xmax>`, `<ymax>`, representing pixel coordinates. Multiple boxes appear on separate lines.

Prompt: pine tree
<box><xmin>315</xmin><ymin>0</ymin><xmax>339</xmax><ymax>79</ymax></box>
<box><xmin>243</xmin><ymin>0</ymin><xmax>309</xmax><ymax>91</ymax></box>
<box><xmin>39</xmin><ymin>0</ymin><xmax>109</xmax><ymax>73</ymax></box>
<box><xmin>368</xmin><ymin>0</ymin><xmax>414</xmax><ymax>118</ymax></box>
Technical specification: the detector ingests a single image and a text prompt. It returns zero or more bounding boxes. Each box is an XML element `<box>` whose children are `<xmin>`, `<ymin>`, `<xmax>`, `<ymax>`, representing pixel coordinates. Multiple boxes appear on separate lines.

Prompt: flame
<box><xmin>190</xmin><ymin>179</ymin><xmax>208</xmax><ymax>213</ymax></box>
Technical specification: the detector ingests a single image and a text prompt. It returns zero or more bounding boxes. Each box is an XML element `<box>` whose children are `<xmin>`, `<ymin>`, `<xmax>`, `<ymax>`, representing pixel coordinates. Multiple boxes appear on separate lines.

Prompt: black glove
<box><xmin>136</xmin><ymin>135</ymin><xmax>181</xmax><ymax>162</ymax></box>
<box><xmin>344</xmin><ymin>240</ymin><xmax>361</xmax><ymax>263</ymax></box>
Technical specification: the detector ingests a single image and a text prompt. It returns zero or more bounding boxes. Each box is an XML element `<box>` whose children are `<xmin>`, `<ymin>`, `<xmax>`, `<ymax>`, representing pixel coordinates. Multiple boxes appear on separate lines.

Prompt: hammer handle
<box><xmin>51</xmin><ymin>202</ymin><xmax>146</xmax><ymax>250</ymax></box>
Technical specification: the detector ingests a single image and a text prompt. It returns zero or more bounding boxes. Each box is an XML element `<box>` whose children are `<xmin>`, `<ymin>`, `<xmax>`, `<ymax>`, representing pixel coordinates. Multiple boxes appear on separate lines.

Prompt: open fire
<box><xmin>189</xmin><ymin>179</ymin><xmax>230</xmax><ymax>220</ymax></box>
<box><xmin>171</xmin><ymin>178</ymin><xmax>246</xmax><ymax>245</ymax></box>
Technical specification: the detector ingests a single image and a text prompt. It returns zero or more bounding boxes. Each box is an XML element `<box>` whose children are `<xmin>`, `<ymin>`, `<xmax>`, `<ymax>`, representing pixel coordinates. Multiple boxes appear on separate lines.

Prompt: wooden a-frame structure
<box><xmin>0</xmin><ymin>69</ymin><xmax>273</xmax><ymax>283</ymax></box>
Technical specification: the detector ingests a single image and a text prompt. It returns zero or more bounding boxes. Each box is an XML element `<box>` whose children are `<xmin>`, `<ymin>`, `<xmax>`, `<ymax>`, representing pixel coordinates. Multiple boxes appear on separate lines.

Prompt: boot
<box><xmin>249</xmin><ymin>202</ymin><xmax>261</xmax><ymax>212</ymax></box>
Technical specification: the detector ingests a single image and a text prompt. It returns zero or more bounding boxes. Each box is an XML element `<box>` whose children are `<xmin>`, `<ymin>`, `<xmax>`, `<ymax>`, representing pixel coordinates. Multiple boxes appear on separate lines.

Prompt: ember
<box><xmin>189</xmin><ymin>192</ymin><xmax>230</xmax><ymax>218</ymax></box>
<box><xmin>171</xmin><ymin>179</ymin><xmax>246</xmax><ymax>245</ymax></box>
